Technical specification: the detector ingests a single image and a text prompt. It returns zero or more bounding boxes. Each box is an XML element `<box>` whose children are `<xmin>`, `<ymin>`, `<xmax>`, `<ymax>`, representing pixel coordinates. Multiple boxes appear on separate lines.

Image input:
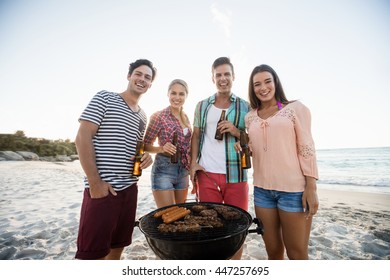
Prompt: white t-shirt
<box><xmin>199</xmin><ymin>105</ymin><xmax>226</xmax><ymax>174</ymax></box>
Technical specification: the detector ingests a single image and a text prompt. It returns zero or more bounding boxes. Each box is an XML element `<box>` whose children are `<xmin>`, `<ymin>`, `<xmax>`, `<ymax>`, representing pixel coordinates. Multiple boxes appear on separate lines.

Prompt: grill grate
<box><xmin>138</xmin><ymin>202</ymin><xmax>252</xmax><ymax>241</ymax></box>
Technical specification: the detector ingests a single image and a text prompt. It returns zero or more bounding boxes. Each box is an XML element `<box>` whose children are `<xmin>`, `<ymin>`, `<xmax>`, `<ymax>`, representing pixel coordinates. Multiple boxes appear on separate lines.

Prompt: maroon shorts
<box><xmin>196</xmin><ymin>172</ymin><xmax>249</xmax><ymax>211</ymax></box>
<box><xmin>75</xmin><ymin>184</ymin><xmax>138</xmax><ymax>260</ymax></box>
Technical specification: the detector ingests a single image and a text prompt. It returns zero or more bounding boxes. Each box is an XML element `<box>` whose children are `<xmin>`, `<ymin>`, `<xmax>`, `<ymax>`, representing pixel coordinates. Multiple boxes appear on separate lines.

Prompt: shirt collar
<box><xmin>161</xmin><ymin>106</ymin><xmax>173</xmax><ymax>116</ymax></box>
<box><xmin>208</xmin><ymin>93</ymin><xmax>237</xmax><ymax>104</ymax></box>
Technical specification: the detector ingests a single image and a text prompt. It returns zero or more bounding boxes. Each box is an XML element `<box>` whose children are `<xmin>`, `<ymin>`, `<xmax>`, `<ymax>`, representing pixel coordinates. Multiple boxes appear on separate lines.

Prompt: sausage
<box><xmin>153</xmin><ymin>206</ymin><xmax>179</xmax><ymax>218</ymax></box>
<box><xmin>162</xmin><ymin>207</ymin><xmax>187</xmax><ymax>220</ymax></box>
<box><xmin>163</xmin><ymin>209</ymin><xmax>191</xmax><ymax>224</ymax></box>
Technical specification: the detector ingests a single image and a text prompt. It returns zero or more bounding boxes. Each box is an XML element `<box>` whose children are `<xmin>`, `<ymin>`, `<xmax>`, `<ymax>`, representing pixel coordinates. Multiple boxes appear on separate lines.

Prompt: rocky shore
<box><xmin>0</xmin><ymin>151</ymin><xmax>78</xmax><ymax>162</ymax></box>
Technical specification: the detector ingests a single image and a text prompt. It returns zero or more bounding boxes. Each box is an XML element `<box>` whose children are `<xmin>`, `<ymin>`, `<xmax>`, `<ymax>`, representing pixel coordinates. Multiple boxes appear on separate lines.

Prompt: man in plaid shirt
<box><xmin>190</xmin><ymin>57</ymin><xmax>250</xmax><ymax>259</ymax></box>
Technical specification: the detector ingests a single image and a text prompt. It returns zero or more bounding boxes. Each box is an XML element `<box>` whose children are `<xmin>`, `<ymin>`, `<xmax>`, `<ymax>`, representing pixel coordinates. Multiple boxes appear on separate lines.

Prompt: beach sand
<box><xmin>0</xmin><ymin>161</ymin><xmax>389</xmax><ymax>260</ymax></box>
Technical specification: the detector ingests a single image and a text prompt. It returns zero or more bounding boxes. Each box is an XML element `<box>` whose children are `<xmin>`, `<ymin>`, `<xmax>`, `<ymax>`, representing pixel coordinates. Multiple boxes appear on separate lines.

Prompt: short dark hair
<box><xmin>212</xmin><ymin>57</ymin><xmax>234</xmax><ymax>75</ymax></box>
<box><xmin>248</xmin><ymin>64</ymin><xmax>289</xmax><ymax>109</ymax></box>
<box><xmin>128</xmin><ymin>59</ymin><xmax>157</xmax><ymax>81</ymax></box>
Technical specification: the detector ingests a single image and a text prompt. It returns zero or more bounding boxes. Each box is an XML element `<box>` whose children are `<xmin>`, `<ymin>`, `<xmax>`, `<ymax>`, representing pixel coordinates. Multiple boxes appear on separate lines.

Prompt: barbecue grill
<box><xmin>136</xmin><ymin>202</ymin><xmax>263</xmax><ymax>260</ymax></box>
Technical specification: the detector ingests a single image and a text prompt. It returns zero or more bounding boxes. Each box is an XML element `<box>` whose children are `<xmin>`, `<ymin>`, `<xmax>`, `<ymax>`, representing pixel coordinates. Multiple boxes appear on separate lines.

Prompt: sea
<box><xmin>315</xmin><ymin>146</ymin><xmax>390</xmax><ymax>194</ymax></box>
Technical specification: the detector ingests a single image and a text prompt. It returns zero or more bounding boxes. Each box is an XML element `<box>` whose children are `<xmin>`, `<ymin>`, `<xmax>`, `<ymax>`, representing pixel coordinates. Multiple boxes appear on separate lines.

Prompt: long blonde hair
<box><xmin>168</xmin><ymin>79</ymin><xmax>191</xmax><ymax>128</ymax></box>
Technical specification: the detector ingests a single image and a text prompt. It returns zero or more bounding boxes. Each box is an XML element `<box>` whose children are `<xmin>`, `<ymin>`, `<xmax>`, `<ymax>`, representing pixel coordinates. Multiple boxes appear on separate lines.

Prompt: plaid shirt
<box><xmin>144</xmin><ymin>107</ymin><xmax>192</xmax><ymax>170</ymax></box>
<box><xmin>193</xmin><ymin>93</ymin><xmax>250</xmax><ymax>183</ymax></box>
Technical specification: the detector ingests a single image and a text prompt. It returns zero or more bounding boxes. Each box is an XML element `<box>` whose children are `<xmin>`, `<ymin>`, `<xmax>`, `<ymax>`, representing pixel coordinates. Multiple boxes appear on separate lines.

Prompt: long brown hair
<box><xmin>248</xmin><ymin>64</ymin><xmax>289</xmax><ymax>109</ymax></box>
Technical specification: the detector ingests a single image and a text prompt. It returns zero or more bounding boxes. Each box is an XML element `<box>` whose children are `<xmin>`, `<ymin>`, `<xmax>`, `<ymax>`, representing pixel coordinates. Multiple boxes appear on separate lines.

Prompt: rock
<box><xmin>0</xmin><ymin>151</ymin><xmax>25</xmax><ymax>161</ymax></box>
<box><xmin>39</xmin><ymin>156</ymin><xmax>56</xmax><ymax>162</ymax></box>
<box><xmin>70</xmin><ymin>154</ymin><xmax>79</xmax><ymax>161</ymax></box>
<box><xmin>56</xmin><ymin>155</ymin><xmax>71</xmax><ymax>162</ymax></box>
<box><xmin>16</xmin><ymin>151</ymin><xmax>40</xmax><ymax>161</ymax></box>
<box><xmin>0</xmin><ymin>151</ymin><xmax>78</xmax><ymax>162</ymax></box>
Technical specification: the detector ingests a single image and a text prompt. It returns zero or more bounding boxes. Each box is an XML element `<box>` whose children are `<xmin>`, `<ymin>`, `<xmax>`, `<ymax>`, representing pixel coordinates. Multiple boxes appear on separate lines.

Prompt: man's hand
<box><xmin>89</xmin><ymin>179</ymin><xmax>117</xmax><ymax>199</ymax></box>
<box><xmin>218</xmin><ymin>120</ymin><xmax>240</xmax><ymax>138</ymax></box>
<box><xmin>140</xmin><ymin>152</ymin><xmax>153</xmax><ymax>169</ymax></box>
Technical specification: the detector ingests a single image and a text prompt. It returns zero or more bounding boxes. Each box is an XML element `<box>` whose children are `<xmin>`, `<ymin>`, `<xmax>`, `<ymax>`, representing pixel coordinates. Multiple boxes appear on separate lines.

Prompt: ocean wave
<box><xmin>318</xmin><ymin>178</ymin><xmax>390</xmax><ymax>188</ymax></box>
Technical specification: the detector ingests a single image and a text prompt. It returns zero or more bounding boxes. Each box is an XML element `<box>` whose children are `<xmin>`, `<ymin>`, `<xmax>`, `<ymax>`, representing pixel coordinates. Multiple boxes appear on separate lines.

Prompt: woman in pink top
<box><xmin>236</xmin><ymin>64</ymin><xmax>319</xmax><ymax>259</ymax></box>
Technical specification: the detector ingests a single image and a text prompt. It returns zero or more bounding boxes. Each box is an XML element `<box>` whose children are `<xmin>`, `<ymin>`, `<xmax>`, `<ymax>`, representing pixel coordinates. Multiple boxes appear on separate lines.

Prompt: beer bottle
<box><xmin>240</xmin><ymin>130</ymin><xmax>251</xmax><ymax>169</ymax></box>
<box><xmin>214</xmin><ymin>110</ymin><xmax>226</xmax><ymax>141</ymax></box>
<box><xmin>132</xmin><ymin>140</ymin><xmax>144</xmax><ymax>177</ymax></box>
<box><xmin>170</xmin><ymin>131</ymin><xmax>179</xmax><ymax>164</ymax></box>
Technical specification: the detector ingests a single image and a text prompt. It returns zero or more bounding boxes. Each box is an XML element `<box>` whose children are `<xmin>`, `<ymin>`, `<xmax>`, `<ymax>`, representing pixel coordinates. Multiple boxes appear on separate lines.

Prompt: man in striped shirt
<box><xmin>190</xmin><ymin>57</ymin><xmax>250</xmax><ymax>259</ymax></box>
<box><xmin>75</xmin><ymin>59</ymin><xmax>156</xmax><ymax>260</ymax></box>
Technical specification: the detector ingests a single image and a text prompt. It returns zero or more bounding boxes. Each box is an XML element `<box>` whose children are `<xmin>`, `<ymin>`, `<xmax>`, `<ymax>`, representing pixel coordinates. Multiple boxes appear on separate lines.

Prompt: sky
<box><xmin>1</xmin><ymin>0</ymin><xmax>389</xmax><ymax>150</ymax></box>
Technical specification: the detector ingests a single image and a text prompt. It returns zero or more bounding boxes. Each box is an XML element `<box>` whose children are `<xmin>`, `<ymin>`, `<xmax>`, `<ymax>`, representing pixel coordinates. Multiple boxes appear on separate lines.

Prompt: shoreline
<box><xmin>0</xmin><ymin>161</ymin><xmax>389</xmax><ymax>260</ymax></box>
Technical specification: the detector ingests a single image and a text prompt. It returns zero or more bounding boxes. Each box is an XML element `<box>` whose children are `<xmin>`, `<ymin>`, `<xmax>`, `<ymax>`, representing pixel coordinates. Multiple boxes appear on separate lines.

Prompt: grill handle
<box><xmin>248</xmin><ymin>218</ymin><xmax>264</xmax><ymax>235</ymax></box>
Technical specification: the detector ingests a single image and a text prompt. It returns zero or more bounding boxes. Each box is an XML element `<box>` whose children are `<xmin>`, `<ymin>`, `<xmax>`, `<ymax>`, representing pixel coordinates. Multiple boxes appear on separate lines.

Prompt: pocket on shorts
<box><xmin>179</xmin><ymin>168</ymin><xmax>189</xmax><ymax>178</ymax></box>
<box><xmin>87</xmin><ymin>189</ymin><xmax>112</xmax><ymax>202</ymax></box>
<box><xmin>153</xmin><ymin>155</ymin><xmax>171</xmax><ymax>173</ymax></box>
<box><xmin>84</xmin><ymin>191</ymin><xmax>114</xmax><ymax>215</ymax></box>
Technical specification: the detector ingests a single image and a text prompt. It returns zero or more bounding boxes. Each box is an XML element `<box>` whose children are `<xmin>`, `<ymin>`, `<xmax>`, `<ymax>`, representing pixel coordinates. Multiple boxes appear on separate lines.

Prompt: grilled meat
<box><xmin>158</xmin><ymin>222</ymin><xmax>201</xmax><ymax>233</ymax></box>
<box><xmin>199</xmin><ymin>209</ymin><xmax>218</xmax><ymax>218</ymax></box>
<box><xmin>184</xmin><ymin>215</ymin><xmax>224</xmax><ymax>228</ymax></box>
<box><xmin>214</xmin><ymin>205</ymin><xmax>242</xmax><ymax>220</ymax></box>
<box><xmin>191</xmin><ymin>204</ymin><xmax>208</xmax><ymax>213</ymax></box>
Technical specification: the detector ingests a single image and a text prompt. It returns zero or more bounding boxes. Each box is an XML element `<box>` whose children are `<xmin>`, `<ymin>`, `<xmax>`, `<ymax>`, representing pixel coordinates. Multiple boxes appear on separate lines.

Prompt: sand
<box><xmin>0</xmin><ymin>161</ymin><xmax>389</xmax><ymax>260</ymax></box>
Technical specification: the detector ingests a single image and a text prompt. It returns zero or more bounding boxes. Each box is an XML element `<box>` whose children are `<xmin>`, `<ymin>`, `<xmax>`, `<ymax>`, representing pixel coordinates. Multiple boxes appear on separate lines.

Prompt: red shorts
<box><xmin>75</xmin><ymin>184</ymin><xmax>138</xmax><ymax>260</ymax></box>
<box><xmin>196</xmin><ymin>172</ymin><xmax>249</xmax><ymax>211</ymax></box>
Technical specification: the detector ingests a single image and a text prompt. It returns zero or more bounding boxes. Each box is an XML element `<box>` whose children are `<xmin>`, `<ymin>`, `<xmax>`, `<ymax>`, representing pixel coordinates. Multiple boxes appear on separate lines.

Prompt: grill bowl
<box><xmin>136</xmin><ymin>202</ymin><xmax>259</xmax><ymax>260</ymax></box>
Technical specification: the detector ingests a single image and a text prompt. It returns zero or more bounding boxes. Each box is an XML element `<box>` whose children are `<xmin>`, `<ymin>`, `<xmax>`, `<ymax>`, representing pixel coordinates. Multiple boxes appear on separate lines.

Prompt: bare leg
<box><xmin>104</xmin><ymin>247</ymin><xmax>124</xmax><ymax>260</ymax></box>
<box><xmin>174</xmin><ymin>189</ymin><xmax>188</xmax><ymax>204</ymax></box>
<box><xmin>255</xmin><ymin>206</ymin><xmax>285</xmax><ymax>260</ymax></box>
<box><xmin>279</xmin><ymin>210</ymin><xmax>312</xmax><ymax>260</ymax></box>
<box><xmin>230</xmin><ymin>245</ymin><xmax>244</xmax><ymax>260</ymax></box>
<box><xmin>153</xmin><ymin>190</ymin><xmax>176</xmax><ymax>208</ymax></box>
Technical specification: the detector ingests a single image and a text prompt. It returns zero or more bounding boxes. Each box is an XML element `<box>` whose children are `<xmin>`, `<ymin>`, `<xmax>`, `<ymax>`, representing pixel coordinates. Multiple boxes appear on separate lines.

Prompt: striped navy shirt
<box><xmin>79</xmin><ymin>90</ymin><xmax>147</xmax><ymax>191</ymax></box>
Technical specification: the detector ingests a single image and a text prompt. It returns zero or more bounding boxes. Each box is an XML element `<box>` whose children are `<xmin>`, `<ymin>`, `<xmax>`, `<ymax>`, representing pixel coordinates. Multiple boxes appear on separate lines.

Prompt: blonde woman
<box><xmin>144</xmin><ymin>79</ymin><xmax>192</xmax><ymax>208</ymax></box>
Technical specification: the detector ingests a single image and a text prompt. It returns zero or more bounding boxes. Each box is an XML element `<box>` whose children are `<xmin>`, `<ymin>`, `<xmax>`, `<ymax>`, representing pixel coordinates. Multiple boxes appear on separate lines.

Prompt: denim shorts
<box><xmin>254</xmin><ymin>186</ymin><xmax>304</xmax><ymax>212</ymax></box>
<box><xmin>151</xmin><ymin>154</ymin><xmax>189</xmax><ymax>191</ymax></box>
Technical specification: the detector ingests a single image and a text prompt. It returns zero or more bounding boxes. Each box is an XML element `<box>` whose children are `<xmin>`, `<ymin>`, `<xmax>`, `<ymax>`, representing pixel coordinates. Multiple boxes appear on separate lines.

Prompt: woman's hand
<box><xmin>233</xmin><ymin>141</ymin><xmax>241</xmax><ymax>153</ymax></box>
<box><xmin>161</xmin><ymin>142</ymin><xmax>177</xmax><ymax>155</ymax></box>
<box><xmin>302</xmin><ymin>176</ymin><xmax>319</xmax><ymax>219</ymax></box>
